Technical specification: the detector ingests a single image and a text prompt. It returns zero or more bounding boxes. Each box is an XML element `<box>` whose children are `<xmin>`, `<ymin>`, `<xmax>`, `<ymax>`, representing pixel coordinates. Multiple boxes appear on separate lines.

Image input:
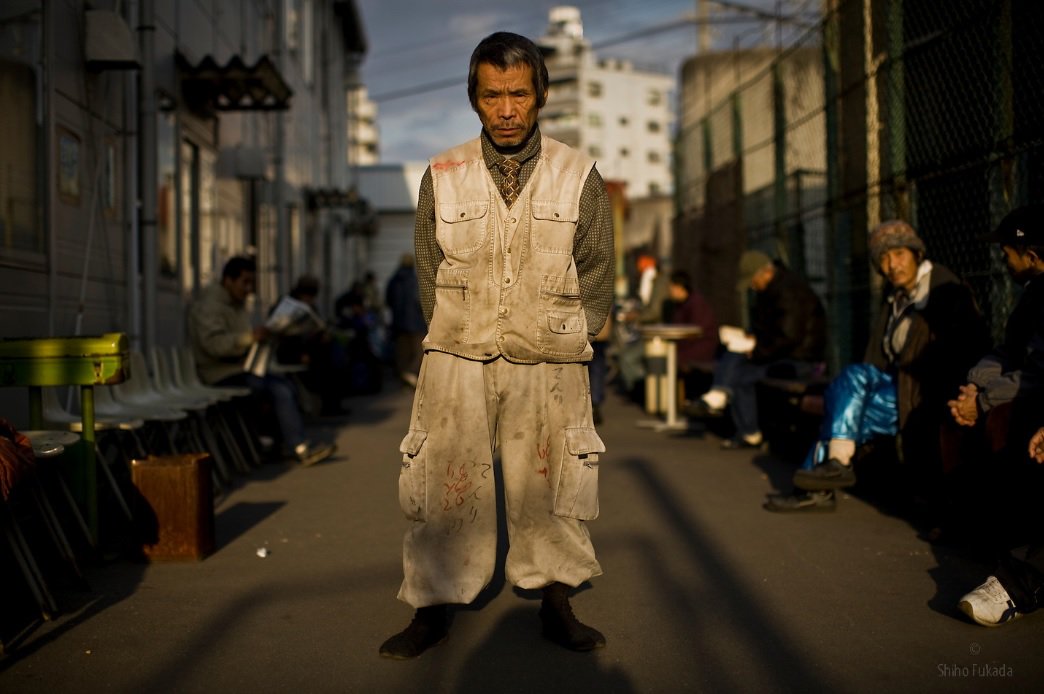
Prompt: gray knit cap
<box><xmin>868</xmin><ymin>220</ymin><xmax>925</xmax><ymax>264</ymax></box>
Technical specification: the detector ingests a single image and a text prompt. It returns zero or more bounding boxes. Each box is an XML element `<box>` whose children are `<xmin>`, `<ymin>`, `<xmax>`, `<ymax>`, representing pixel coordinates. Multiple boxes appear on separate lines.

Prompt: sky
<box><xmin>355</xmin><ymin>0</ymin><xmax>819</xmax><ymax>164</ymax></box>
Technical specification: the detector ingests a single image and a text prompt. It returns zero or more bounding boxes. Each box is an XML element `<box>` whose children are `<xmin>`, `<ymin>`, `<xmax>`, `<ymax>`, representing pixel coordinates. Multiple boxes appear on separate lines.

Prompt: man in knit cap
<box><xmin>766</xmin><ymin>219</ymin><xmax>988</xmax><ymax>512</ymax></box>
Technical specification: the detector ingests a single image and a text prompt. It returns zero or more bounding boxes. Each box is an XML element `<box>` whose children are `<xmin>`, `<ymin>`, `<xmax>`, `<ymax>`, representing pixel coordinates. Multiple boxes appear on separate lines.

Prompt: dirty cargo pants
<box><xmin>396</xmin><ymin>351</ymin><xmax>604</xmax><ymax>608</ymax></box>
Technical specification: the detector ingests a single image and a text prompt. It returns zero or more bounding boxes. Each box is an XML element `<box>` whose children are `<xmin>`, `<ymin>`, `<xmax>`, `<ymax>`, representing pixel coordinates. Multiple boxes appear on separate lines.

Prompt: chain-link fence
<box><xmin>674</xmin><ymin>0</ymin><xmax>1044</xmax><ymax>369</ymax></box>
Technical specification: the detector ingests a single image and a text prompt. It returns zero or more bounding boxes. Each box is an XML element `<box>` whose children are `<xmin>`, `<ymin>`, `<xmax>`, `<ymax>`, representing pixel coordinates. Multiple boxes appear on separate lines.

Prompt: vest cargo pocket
<box><xmin>398</xmin><ymin>429</ymin><xmax>429</xmax><ymax>521</ymax></box>
<box><xmin>433</xmin><ymin>269</ymin><xmax>471</xmax><ymax>343</ymax></box>
<box><xmin>554</xmin><ymin>427</ymin><xmax>605</xmax><ymax>520</ymax></box>
<box><xmin>539</xmin><ymin>310</ymin><xmax>587</xmax><ymax>357</ymax></box>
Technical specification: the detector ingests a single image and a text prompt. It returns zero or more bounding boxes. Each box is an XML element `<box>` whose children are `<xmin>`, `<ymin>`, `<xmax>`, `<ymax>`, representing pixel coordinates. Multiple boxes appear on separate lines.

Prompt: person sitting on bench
<box><xmin>766</xmin><ymin>220</ymin><xmax>987</xmax><ymax>513</ymax></box>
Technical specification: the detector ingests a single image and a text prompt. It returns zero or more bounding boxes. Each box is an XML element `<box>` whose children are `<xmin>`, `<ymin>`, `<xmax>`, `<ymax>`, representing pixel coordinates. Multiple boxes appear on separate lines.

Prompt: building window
<box><xmin>587</xmin><ymin>81</ymin><xmax>602</xmax><ymax>98</ymax></box>
<box><xmin>0</xmin><ymin>20</ymin><xmax>43</xmax><ymax>256</ymax></box>
<box><xmin>647</xmin><ymin>120</ymin><xmax>661</xmax><ymax>133</ymax></box>
<box><xmin>56</xmin><ymin>128</ymin><xmax>81</xmax><ymax>205</ymax></box>
<box><xmin>647</xmin><ymin>89</ymin><xmax>662</xmax><ymax>106</ymax></box>
<box><xmin>588</xmin><ymin>145</ymin><xmax>602</xmax><ymax>158</ymax></box>
<box><xmin>158</xmin><ymin>112</ymin><xmax>178</xmax><ymax>278</ymax></box>
<box><xmin>648</xmin><ymin>151</ymin><xmax>662</xmax><ymax>163</ymax></box>
<box><xmin>620</xmin><ymin>147</ymin><xmax>630</xmax><ymax>158</ymax></box>
<box><xmin>649</xmin><ymin>182</ymin><xmax>661</xmax><ymax>195</ymax></box>
<box><xmin>588</xmin><ymin>113</ymin><xmax>602</xmax><ymax>128</ymax></box>
<box><xmin>619</xmin><ymin>116</ymin><xmax>629</xmax><ymax>126</ymax></box>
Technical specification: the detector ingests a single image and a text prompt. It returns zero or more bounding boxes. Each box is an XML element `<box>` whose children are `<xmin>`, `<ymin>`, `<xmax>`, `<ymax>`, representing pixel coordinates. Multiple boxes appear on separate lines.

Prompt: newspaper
<box><xmin>243</xmin><ymin>296</ymin><xmax>326</xmax><ymax>377</ymax></box>
<box><xmin>718</xmin><ymin>325</ymin><xmax>757</xmax><ymax>354</ymax></box>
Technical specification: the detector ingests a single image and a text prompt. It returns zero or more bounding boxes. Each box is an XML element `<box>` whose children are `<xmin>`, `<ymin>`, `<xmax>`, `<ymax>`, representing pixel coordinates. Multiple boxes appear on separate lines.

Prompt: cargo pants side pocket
<box><xmin>553</xmin><ymin>427</ymin><xmax>605</xmax><ymax>521</ymax></box>
<box><xmin>398</xmin><ymin>429</ymin><xmax>429</xmax><ymax>521</ymax></box>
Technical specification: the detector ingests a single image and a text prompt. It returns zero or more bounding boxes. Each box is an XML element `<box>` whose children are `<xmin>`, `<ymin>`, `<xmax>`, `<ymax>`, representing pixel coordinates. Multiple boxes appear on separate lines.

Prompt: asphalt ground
<box><xmin>3</xmin><ymin>376</ymin><xmax>1044</xmax><ymax>693</ymax></box>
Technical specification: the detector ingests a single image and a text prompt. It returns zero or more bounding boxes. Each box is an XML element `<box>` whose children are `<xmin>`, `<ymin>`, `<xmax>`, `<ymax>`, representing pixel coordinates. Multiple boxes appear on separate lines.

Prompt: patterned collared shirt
<box><xmin>414</xmin><ymin>127</ymin><xmax>615</xmax><ymax>336</ymax></box>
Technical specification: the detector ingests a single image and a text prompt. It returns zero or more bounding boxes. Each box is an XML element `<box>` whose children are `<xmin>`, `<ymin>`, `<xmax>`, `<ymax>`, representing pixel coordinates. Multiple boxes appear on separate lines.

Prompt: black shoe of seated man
<box><xmin>792</xmin><ymin>458</ymin><xmax>856</xmax><ymax>491</ymax></box>
<box><xmin>540</xmin><ymin>582</ymin><xmax>606</xmax><ymax>652</ymax></box>
<box><xmin>763</xmin><ymin>490</ymin><xmax>836</xmax><ymax>513</ymax></box>
<box><xmin>720</xmin><ymin>436</ymin><xmax>762</xmax><ymax>451</ymax></box>
<box><xmin>684</xmin><ymin>400</ymin><xmax>724</xmax><ymax>419</ymax></box>
<box><xmin>379</xmin><ymin>605</ymin><xmax>450</xmax><ymax>659</ymax></box>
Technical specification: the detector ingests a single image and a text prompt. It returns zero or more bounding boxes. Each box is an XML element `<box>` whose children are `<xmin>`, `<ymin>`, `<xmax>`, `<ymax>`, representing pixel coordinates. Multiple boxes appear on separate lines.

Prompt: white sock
<box><xmin>702</xmin><ymin>389</ymin><xmax>728</xmax><ymax>411</ymax></box>
<box><xmin>827</xmin><ymin>438</ymin><xmax>856</xmax><ymax>466</ymax></box>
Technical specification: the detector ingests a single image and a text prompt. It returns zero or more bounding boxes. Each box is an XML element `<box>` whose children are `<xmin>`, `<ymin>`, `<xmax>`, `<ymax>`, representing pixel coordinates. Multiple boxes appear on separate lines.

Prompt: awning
<box><xmin>304</xmin><ymin>187</ymin><xmax>377</xmax><ymax>236</ymax></box>
<box><xmin>176</xmin><ymin>52</ymin><xmax>292</xmax><ymax>114</ymax></box>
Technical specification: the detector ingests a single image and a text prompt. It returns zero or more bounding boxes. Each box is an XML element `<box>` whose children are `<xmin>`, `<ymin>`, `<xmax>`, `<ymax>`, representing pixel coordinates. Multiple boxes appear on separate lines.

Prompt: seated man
<box><xmin>188</xmin><ymin>256</ymin><xmax>336</xmax><ymax>466</ymax></box>
<box><xmin>947</xmin><ymin>204</ymin><xmax>1044</xmax><ymax>625</ymax></box>
<box><xmin>768</xmin><ymin>220</ymin><xmax>988</xmax><ymax>512</ymax></box>
<box><xmin>666</xmin><ymin>269</ymin><xmax>719</xmax><ymax>403</ymax></box>
<box><xmin>699</xmin><ymin>250</ymin><xmax>827</xmax><ymax>450</ymax></box>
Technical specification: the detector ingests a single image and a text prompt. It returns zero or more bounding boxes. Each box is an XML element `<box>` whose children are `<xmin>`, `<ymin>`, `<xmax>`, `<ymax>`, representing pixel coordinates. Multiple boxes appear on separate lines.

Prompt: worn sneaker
<box><xmin>959</xmin><ymin>575</ymin><xmax>1022</xmax><ymax>627</ymax></box>
<box><xmin>793</xmin><ymin>458</ymin><xmax>856</xmax><ymax>490</ymax></box>
<box><xmin>379</xmin><ymin>605</ymin><xmax>450</xmax><ymax>659</ymax></box>
<box><xmin>294</xmin><ymin>441</ymin><xmax>337</xmax><ymax>467</ymax></box>
<box><xmin>763</xmin><ymin>490</ymin><xmax>836</xmax><ymax>513</ymax></box>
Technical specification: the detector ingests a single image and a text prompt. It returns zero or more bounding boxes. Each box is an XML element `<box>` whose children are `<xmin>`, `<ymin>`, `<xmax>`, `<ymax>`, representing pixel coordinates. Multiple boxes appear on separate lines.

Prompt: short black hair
<box><xmin>468</xmin><ymin>32</ymin><xmax>548</xmax><ymax>111</ymax></box>
<box><xmin>222</xmin><ymin>255</ymin><xmax>256</xmax><ymax>281</ymax></box>
<box><xmin>669</xmin><ymin>269</ymin><xmax>691</xmax><ymax>292</ymax></box>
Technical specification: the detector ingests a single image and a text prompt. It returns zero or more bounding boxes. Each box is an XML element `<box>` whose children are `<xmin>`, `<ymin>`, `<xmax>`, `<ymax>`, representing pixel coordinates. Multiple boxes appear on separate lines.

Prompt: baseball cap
<box><xmin>987</xmin><ymin>204</ymin><xmax>1044</xmax><ymax>245</ymax></box>
<box><xmin>737</xmin><ymin>249</ymin><xmax>773</xmax><ymax>290</ymax></box>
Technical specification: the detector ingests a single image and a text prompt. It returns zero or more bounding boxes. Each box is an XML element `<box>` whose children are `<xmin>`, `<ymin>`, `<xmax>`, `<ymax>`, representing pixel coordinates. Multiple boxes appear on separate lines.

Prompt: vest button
<box><xmin>508</xmin><ymin>217</ymin><xmax>516</xmax><ymax>224</ymax></box>
<box><xmin>499</xmin><ymin>306</ymin><xmax>508</xmax><ymax>316</ymax></box>
<box><xmin>504</xmin><ymin>277</ymin><xmax>512</xmax><ymax>285</ymax></box>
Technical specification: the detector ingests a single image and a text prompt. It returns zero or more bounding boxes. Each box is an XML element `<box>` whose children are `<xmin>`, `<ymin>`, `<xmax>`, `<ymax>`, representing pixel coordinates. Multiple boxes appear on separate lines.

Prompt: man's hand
<box><xmin>1029</xmin><ymin>428</ymin><xmax>1044</xmax><ymax>464</ymax></box>
<box><xmin>947</xmin><ymin>383</ymin><xmax>980</xmax><ymax>427</ymax></box>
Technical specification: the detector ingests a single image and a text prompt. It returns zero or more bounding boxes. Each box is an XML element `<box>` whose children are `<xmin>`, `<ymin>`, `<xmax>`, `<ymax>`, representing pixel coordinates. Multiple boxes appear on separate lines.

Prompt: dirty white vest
<box><xmin>423</xmin><ymin>135</ymin><xmax>595</xmax><ymax>364</ymax></box>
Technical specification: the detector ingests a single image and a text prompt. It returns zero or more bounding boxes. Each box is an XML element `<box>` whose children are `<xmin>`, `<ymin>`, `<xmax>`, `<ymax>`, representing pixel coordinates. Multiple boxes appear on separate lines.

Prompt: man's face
<box><xmin>879</xmin><ymin>246</ymin><xmax>919</xmax><ymax>292</ymax></box>
<box><xmin>1002</xmin><ymin>245</ymin><xmax>1036</xmax><ymax>282</ymax></box>
<box><xmin>750</xmin><ymin>265</ymin><xmax>774</xmax><ymax>292</ymax></box>
<box><xmin>668</xmin><ymin>282</ymin><xmax>688</xmax><ymax>302</ymax></box>
<box><xmin>474</xmin><ymin>62</ymin><xmax>544</xmax><ymax>149</ymax></box>
<box><xmin>223</xmin><ymin>270</ymin><xmax>256</xmax><ymax>305</ymax></box>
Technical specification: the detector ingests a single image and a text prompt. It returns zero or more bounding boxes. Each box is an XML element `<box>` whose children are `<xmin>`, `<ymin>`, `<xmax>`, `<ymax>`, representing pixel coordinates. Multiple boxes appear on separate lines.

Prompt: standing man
<box><xmin>385</xmin><ymin>253</ymin><xmax>426</xmax><ymax>388</ymax></box>
<box><xmin>380</xmin><ymin>32</ymin><xmax>614</xmax><ymax>659</ymax></box>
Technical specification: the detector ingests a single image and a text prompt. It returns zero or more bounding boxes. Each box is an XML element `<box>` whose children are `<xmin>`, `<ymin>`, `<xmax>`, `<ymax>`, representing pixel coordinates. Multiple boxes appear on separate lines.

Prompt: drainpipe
<box><xmin>139</xmin><ymin>0</ymin><xmax>157</xmax><ymax>352</ymax></box>
<box><xmin>274</xmin><ymin>0</ymin><xmax>288</xmax><ymax>296</ymax></box>
<box><xmin>44</xmin><ymin>1</ymin><xmax>55</xmax><ymax>334</ymax></box>
<box><xmin>125</xmin><ymin>0</ymin><xmax>141</xmax><ymax>351</ymax></box>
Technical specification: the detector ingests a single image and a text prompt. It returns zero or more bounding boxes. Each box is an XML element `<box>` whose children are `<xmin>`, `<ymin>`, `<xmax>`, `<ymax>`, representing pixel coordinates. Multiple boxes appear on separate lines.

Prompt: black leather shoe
<box><xmin>540</xmin><ymin>583</ymin><xmax>606</xmax><ymax>652</ymax></box>
<box><xmin>793</xmin><ymin>458</ymin><xmax>856</xmax><ymax>490</ymax></box>
<box><xmin>379</xmin><ymin>605</ymin><xmax>450</xmax><ymax>659</ymax></box>
<box><xmin>763</xmin><ymin>490</ymin><xmax>836</xmax><ymax>512</ymax></box>
<box><xmin>720</xmin><ymin>437</ymin><xmax>763</xmax><ymax>450</ymax></box>
<box><xmin>684</xmin><ymin>400</ymin><xmax>724</xmax><ymax>418</ymax></box>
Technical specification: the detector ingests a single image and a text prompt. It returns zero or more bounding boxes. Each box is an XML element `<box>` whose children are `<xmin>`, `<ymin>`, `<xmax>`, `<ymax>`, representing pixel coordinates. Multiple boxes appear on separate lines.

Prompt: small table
<box><xmin>0</xmin><ymin>333</ymin><xmax>129</xmax><ymax>543</ymax></box>
<box><xmin>636</xmin><ymin>324</ymin><xmax>703</xmax><ymax>432</ymax></box>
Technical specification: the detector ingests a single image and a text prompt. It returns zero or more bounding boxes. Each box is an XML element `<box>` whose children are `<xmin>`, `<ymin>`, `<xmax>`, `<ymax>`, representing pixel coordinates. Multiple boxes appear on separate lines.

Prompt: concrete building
<box><xmin>537</xmin><ymin>6</ymin><xmax>675</xmax><ymax>200</ymax></box>
<box><xmin>0</xmin><ymin>0</ymin><xmax>369</xmax><ymax>408</ymax></box>
<box><xmin>348</xmin><ymin>84</ymin><xmax>379</xmax><ymax>167</ymax></box>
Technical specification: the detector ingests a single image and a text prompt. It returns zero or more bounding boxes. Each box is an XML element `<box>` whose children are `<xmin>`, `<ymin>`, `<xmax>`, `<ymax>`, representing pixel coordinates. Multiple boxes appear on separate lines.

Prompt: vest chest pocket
<box><xmin>438</xmin><ymin>201</ymin><xmax>489</xmax><ymax>255</ymax></box>
<box><xmin>531</xmin><ymin>200</ymin><xmax>579</xmax><ymax>255</ymax></box>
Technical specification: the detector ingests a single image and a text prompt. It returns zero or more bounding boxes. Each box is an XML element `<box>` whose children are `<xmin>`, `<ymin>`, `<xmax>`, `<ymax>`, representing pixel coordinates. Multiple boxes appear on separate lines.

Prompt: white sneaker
<box><xmin>958</xmin><ymin>575</ymin><xmax>1022</xmax><ymax>627</ymax></box>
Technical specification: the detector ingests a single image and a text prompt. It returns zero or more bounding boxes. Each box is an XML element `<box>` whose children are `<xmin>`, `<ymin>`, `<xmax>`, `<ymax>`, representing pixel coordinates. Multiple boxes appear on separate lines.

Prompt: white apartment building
<box><xmin>537</xmin><ymin>6</ymin><xmax>675</xmax><ymax>199</ymax></box>
<box><xmin>348</xmin><ymin>85</ymin><xmax>379</xmax><ymax>167</ymax></box>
